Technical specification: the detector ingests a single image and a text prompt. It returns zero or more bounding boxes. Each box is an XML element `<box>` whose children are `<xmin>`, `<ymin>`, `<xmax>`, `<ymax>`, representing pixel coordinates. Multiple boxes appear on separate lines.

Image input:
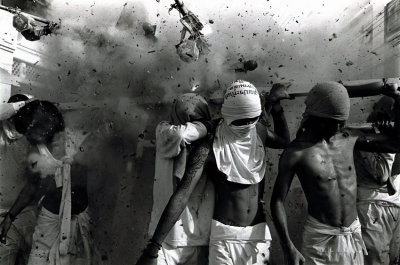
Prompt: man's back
<box><xmin>287</xmin><ymin>130</ymin><xmax>358</xmax><ymax>227</ymax></box>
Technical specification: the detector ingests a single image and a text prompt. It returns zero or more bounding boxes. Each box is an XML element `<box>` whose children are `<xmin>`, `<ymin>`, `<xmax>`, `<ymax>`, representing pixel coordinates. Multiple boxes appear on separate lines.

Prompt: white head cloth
<box><xmin>213</xmin><ymin>80</ymin><xmax>266</xmax><ymax>184</ymax></box>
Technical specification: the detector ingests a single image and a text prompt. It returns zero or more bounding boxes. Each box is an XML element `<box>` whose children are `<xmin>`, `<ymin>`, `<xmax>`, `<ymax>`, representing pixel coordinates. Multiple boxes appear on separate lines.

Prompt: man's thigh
<box><xmin>158</xmin><ymin>243</ymin><xmax>207</xmax><ymax>265</ymax></box>
<box><xmin>209</xmin><ymin>240</ymin><xmax>270</xmax><ymax>265</ymax></box>
<box><xmin>358</xmin><ymin>203</ymin><xmax>391</xmax><ymax>265</ymax></box>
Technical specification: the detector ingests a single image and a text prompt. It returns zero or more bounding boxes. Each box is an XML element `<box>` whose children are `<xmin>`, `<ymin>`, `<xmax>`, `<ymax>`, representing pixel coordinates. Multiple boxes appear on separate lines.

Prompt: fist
<box><xmin>382</xmin><ymin>82</ymin><xmax>400</xmax><ymax>99</ymax></box>
<box><xmin>266</xmin><ymin>83</ymin><xmax>293</xmax><ymax>103</ymax></box>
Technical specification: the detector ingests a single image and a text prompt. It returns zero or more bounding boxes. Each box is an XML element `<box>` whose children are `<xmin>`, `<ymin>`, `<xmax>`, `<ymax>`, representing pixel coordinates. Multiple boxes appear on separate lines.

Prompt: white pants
<box><xmin>358</xmin><ymin>201</ymin><xmax>400</xmax><ymax>265</ymax></box>
<box><xmin>301</xmin><ymin>215</ymin><xmax>366</xmax><ymax>265</ymax></box>
<box><xmin>27</xmin><ymin>207</ymin><xmax>100</xmax><ymax>265</ymax></box>
<box><xmin>208</xmin><ymin>220</ymin><xmax>271</xmax><ymax>265</ymax></box>
<box><xmin>157</xmin><ymin>242</ymin><xmax>208</xmax><ymax>265</ymax></box>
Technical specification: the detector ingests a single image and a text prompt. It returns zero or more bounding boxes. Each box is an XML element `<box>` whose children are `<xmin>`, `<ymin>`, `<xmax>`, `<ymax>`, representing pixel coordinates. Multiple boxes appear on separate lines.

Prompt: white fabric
<box><xmin>148</xmin><ymin>121</ymin><xmax>214</xmax><ymax>247</ymax></box>
<box><xmin>356</xmin><ymin>152</ymin><xmax>400</xmax><ymax>206</ymax></box>
<box><xmin>213</xmin><ymin>120</ymin><xmax>266</xmax><ymax>184</ymax></box>
<box><xmin>0</xmin><ymin>103</ymin><xmax>18</xmax><ymax>121</ymax></box>
<box><xmin>28</xmin><ymin>129</ymin><xmax>88</xmax><ymax>265</ymax></box>
<box><xmin>301</xmin><ymin>215</ymin><xmax>366</xmax><ymax>265</ymax></box>
<box><xmin>221</xmin><ymin>80</ymin><xmax>261</xmax><ymax>125</ymax></box>
<box><xmin>357</xmin><ymin>201</ymin><xmax>400</xmax><ymax>265</ymax></box>
<box><xmin>302</xmin><ymin>81</ymin><xmax>350</xmax><ymax>124</ymax></box>
<box><xmin>27</xmin><ymin>207</ymin><xmax>100</xmax><ymax>265</ymax></box>
<box><xmin>209</xmin><ymin>220</ymin><xmax>271</xmax><ymax>265</ymax></box>
<box><xmin>157</xmin><ymin>242</ymin><xmax>208</xmax><ymax>265</ymax></box>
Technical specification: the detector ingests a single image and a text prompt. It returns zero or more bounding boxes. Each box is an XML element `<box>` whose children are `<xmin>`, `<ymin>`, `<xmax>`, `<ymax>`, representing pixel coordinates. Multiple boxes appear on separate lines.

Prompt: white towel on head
<box><xmin>214</xmin><ymin>80</ymin><xmax>265</xmax><ymax>185</ymax></box>
<box><xmin>301</xmin><ymin>81</ymin><xmax>350</xmax><ymax>125</ymax></box>
<box><xmin>221</xmin><ymin>80</ymin><xmax>262</xmax><ymax>125</ymax></box>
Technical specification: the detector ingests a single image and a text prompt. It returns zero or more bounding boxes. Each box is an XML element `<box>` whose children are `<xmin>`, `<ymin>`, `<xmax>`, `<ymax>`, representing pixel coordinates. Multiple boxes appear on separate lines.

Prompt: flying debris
<box><xmin>168</xmin><ymin>0</ymin><xmax>210</xmax><ymax>62</ymax></box>
<box><xmin>0</xmin><ymin>4</ymin><xmax>60</xmax><ymax>41</ymax></box>
<box><xmin>142</xmin><ymin>22</ymin><xmax>157</xmax><ymax>40</ymax></box>
<box><xmin>234</xmin><ymin>59</ymin><xmax>258</xmax><ymax>73</ymax></box>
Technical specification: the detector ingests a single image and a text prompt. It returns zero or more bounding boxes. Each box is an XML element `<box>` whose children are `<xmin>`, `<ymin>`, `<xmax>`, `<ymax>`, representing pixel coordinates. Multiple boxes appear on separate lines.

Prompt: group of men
<box><xmin>1</xmin><ymin>78</ymin><xmax>400</xmax><ymax>265</ymax></box>
<box><xmin>137</xmin><ymin>79</ymin><xmax>400</xmax><ymax>265</ymax></box>
<box><xmin>0</xmin><ymin>95</ymin><xmax>99</xmax><ymax>264</ymax></box>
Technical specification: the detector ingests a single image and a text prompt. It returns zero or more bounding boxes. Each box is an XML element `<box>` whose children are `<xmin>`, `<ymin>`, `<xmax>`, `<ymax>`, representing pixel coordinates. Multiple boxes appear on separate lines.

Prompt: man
<box><xmin>0</xmin><ymin>100</ymin><xmax>99</xmax><ymax>265</ymax></box>
<box><xmin>270</xmin><ymin>81</ymin><xmax>400</xmax><ymax>265</ymax></box>
<box><xmin>355</xmin><ymin>96</ymin><xmax>400</xmax><ymax>265</ymax></box>
<box><xmin>137</xmin><ymin>80</ymin><xmax>291</xmax><ymax>265</ymax></box>
<box><xmin>0</xmin><ymin>94</ymin><xmax>36</xmax><ymax>265</ymax></box>
<box><xmin>140</xmin><ymin>93</ymin><xmax>215</xmax><ymax>265</ymax></box>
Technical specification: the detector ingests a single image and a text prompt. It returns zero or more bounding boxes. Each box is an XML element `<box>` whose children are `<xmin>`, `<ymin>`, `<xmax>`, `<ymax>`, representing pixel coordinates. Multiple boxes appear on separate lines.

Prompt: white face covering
<box><xmin>228</xmin><ymin>120</ymin><xmax>258</xmax><ymax>138</ymax></box>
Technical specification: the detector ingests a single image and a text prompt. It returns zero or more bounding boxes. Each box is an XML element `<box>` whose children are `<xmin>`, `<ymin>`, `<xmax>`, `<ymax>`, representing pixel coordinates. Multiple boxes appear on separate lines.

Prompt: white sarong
<box><xmin>209</xmin><ymin>220</ymin><xmax>271</xmax><ymax>265</ymax></box>
<box><xmin>301</xmin><ymin>215</ymin><xmax>366</xmax><ymax>265</ymax></box>
<box><xmin>27</xmin><ymin>207</ymin><xmax>101</xmax><ymax>265</ymax></box>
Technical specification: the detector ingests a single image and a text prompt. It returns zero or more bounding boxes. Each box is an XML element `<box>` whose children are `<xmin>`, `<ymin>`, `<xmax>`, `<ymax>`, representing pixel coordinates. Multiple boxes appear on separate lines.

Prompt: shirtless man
<box><xmin>355</xmin><ymin>96</ymin><xmax>400</xmax><ymax>265</ymax></box>
<box><xmin>0</xmin><ymin>100</ymin><xmax>98</xmax><ymax>265</ymax></box>
<box><xmin>0</xmin><ymin>94</ymin><xmax>35</xmax><ymax>265</ymax></box>
<box><xmin>136</xmin><ymin>80</ymin><xmax>291</xmax><ymax>265</ymax></box>
<box><xmin>206</xmin><ymin>81</ymin><xmax>291</xmax><ymax>265</ymax></box>
<box><xmin>270</xmin><ymin>81</ymin><xmax>400</xmax><ymax>265</ymax></box>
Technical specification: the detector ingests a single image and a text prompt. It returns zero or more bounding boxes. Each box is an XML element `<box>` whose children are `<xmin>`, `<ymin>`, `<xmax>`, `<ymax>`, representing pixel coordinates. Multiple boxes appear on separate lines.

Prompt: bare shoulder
<box><xmin>279</xmin><ymin>140</ymin><xmax>306</xmax><ymax>165</ymax></box>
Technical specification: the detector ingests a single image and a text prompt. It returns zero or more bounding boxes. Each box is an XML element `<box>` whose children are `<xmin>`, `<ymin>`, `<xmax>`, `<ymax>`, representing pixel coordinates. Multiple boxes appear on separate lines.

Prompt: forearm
<box><xmin>151</xmin><ymin>189</ymin><xmax>190</xmax><ymax>244</ymax></box>
<box><xmin>151</xmin><ymin>137</ymin><xmax>210</xmax><ymax>245</ymax></box>
<box><xmin>343</xmin><ymin>80</ymin><xmax>383</xmax><ymax>98</ymax></box>
<box><xmin>0</xmin><ymin>103</ymin><xmax>24</xmax><ymax>120</ymax></box>
<box><xmin>271</xmin><ymin>199</ymin><xmax>295</xmax><ymax>250</ymax></box>
<box><xmin>8</xmin><ymin>182</ymin><xmax>39</xmax><ymax>217</ymax></box>
<box><xmin>270</xmin><ymin>105</ymin><xmax>290</xmax><ymax>145</ymax></box>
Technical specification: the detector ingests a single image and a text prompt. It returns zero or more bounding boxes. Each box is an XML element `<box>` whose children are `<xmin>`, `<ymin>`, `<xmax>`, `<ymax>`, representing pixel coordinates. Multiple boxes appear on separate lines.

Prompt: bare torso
<box><xmin>205</xmin><ymin>156</ymin><xmax>265</xmax><ymax>227</ymax></box>
<box><xmin>289</xmin><ymin>130</ymin><xmax>358</xmax><ymax>227</ymax></box>
<box><xmin>30</xmin><ymin>131</ymin><xmax>88</xmax><ymax>215</ymax></box>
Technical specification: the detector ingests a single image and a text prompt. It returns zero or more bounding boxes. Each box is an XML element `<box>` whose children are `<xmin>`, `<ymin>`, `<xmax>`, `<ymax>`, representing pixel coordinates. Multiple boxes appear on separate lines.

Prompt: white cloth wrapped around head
<box><xmin>213</xmin><ymin>80</ymin><xmax>266</xmax><ymax>185</ymax></box>
<box><xmin>302</xmin><ymin>81</ymin><xmax>350</xmax><ymax>123</ymax></box>
<box><xmin>221</xmin><ymin>80</ymin><xmax>262</xmax><ymax>125</ymax></box>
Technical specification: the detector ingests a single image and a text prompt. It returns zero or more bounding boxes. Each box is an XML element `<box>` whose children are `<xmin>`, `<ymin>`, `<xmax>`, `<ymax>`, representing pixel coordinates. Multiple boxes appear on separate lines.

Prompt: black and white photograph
<box><xmin>0</xmin><ymin>0</ymin><xmax>400</xmax><ymax>264</ymax></box>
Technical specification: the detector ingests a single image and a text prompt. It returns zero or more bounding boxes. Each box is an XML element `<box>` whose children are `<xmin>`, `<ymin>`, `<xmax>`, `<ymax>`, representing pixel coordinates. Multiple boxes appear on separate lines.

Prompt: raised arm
<box><xmin>270</xmin><ymin>149</ymin><xmax>305</xmax><ymax>265</ymax></box>
<box><xmin>263</xmin><ymin>84</ymin><xmax>291</xmax><ymax>149</ymax></box>
<box><xmin>136</xmin><ymin>136</ymin><xmax>212</xmax><ymax>265</ymax></box>
<box><xmin>0</xmin><ymin>102</ymin><xmax>26</xmax><ymax>120</ymax></box>
<box><xmin>355</xmin><ymin>83</ymin><xmax>400</xmax><ymax>153</ymax></box>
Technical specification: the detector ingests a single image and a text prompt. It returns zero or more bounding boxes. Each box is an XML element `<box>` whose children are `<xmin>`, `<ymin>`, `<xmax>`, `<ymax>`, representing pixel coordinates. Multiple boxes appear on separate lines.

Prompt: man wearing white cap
<box><xmin>0</xmin><ymin>94</ymin><xmax>36</xmax><ymax>265</ymax></box>
<box><xmin>136</xmin><ymin>80</ymin><xmax>291</xmax><ymax>265</ymax></box>
<box><xmin>207</xmin><ymin>80</ymin><xmax>291</xmax><ymax>265</ymax></box>
<box><xmin>271</xmin><ymin>81</ymin><xmax>400</xmax><ymax>265</ymax></box>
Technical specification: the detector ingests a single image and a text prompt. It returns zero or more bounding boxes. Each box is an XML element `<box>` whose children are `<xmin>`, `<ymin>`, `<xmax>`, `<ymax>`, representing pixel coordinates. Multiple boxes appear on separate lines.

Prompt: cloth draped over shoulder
<box><xmin>148</xmin><ymin>93</ymin><xmax>214</xmax><ymax>243</ymax></box>
<box><xmin>36</xmin><ymin>129</ymin><xmax>90</xmax><ymax>265</ymax></box>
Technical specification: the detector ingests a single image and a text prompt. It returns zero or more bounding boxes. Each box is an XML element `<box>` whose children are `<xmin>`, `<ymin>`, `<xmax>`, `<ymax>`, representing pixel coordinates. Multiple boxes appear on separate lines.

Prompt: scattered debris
<box><xmin>234</xmin><ymin>60</ymin><xmax>258</xmax><ymax>73</ymax></box>
<box><xmin>169</xmin><ymin>0</ymin><xmax>210</xmax><ymax>62</ymax></box>
<box><xmin>142</xmin><ymin>22</ymin><xmax>157</xmax><ymax>38</ymax></box>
